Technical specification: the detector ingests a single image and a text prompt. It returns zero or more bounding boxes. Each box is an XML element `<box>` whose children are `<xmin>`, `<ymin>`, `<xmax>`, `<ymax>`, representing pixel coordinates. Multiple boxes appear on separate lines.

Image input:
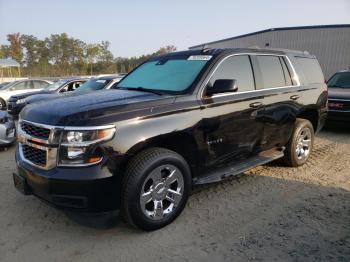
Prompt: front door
<box><xmin>199</xmin><ymin>55</ymin><xmax>265</xmax><ymax>168</ymax></box>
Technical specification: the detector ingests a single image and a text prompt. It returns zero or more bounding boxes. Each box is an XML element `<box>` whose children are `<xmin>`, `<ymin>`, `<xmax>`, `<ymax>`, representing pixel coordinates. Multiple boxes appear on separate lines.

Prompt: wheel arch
<box><xmin>120</xmin><ymin>132</ymin><xmax>200</xmax><ymax>175</ymax></box>
<box><xmin>297</xmin><ymin>107</ymin><xmax>319</xmax><ymax>132</ymax></box>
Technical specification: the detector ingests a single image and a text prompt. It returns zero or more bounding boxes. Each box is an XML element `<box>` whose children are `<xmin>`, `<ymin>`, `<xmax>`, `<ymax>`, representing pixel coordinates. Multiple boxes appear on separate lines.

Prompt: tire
<box><xmin>282</xmin><ymin>118</ymin><xmax>314</xmax><ymax>167</ymax></box>
<box><xmin>0</xmin><ymin>98</ymin><xmax>6</xmax><ymax>110</ymax></box>
<box><xmin>122</xmin><ymin>147</ymin><xmax>191</xmax><ymax>231</ymax></box>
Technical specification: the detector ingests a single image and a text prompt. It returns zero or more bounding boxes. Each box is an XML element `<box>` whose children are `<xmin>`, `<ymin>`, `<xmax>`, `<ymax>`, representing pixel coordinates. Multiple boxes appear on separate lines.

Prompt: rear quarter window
<box><xmin>295</xmin><ymin>57</ymin><xmax>324</xmax><ymax>84</ymax></box>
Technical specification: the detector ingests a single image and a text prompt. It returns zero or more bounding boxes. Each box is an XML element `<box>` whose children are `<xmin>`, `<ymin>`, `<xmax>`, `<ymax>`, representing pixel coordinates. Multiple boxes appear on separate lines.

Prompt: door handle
<box><xmin>290</xmin><ymin>95</ymin><xmax>300</xmax><ymax>100</ymax></box>
<box><xmin>249</xmin><ymin>102</ymin><xmax>263</xmax><ymax>108</ymax></box>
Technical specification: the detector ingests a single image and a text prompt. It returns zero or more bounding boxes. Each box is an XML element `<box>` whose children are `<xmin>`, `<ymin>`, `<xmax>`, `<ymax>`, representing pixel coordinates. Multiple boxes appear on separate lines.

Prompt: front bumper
<box><xmin>327</xmin><ymin>110</ymin><xmax>350</xmax><ymax>122</ymax></box>
<box><xmin>15</xmin><ymin>146</ymin><xmax>122</xmax><ymax>212</ymax></box>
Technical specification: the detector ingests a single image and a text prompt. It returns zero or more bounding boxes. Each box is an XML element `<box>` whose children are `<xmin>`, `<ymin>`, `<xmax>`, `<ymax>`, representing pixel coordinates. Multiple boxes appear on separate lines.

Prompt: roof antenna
<box><xmin>201</xmin><ymin>44</ymin><xmax>211</xmax><ymax>53</ymax></box>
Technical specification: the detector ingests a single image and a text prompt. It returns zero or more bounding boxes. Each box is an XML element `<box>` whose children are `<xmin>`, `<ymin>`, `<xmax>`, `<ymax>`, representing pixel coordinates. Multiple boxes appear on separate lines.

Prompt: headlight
<box><xmin>58</xmin><ymin>126</ymin><xmax>116</xmax><ymax>166</ymax></box>
<box><xmin>16</xmin><ymin>98</ymin><xmax>26</xmax><ymax>104</ymax></box>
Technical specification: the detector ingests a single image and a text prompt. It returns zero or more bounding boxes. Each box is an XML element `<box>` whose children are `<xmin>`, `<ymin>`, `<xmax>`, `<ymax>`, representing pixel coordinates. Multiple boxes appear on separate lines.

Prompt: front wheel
<box><xmin>122</xmin><ymin>148</ymin><xmax>191</xmax><ymax>231</ymax></box>
<box><xmin>282</xmin><ymin>118</ymin><xmax>314</xmax><ymax>167</ymax></box>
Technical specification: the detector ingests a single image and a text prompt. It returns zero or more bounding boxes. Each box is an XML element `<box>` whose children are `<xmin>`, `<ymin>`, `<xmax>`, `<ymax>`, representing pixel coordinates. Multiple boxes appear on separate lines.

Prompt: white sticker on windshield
<box><xmin>187</xmin><ymin>55</ymin><xmax>212</xmax><ymax>61</ymax></box>
<box><xmin>96</xmin><ymin>80</ymin><xmax>107</xmax><ymax>83</ymax></box>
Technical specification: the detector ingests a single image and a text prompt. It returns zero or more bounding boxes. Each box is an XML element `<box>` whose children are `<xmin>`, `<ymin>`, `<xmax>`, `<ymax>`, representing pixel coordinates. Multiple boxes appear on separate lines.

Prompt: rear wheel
<box><xmin>283</xmin><ymin>118</ymin><xmax>314</xmax><ymax>167</ymax></box>
<box><xmin>0</xmin><ymin>98</ymin><xmax>6</xmax><ymax>110</ymax></box>
<box><xmin>122</xmin><ymin>148</ymin><xmax>191</xmax><ymax>231</ymax></box>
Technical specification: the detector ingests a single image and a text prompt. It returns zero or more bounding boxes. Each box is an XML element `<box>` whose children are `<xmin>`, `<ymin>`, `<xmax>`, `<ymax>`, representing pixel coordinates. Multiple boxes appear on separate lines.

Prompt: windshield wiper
<box><xmin>124</xmin><ymin>87</ymin><xmax>163</xmax><ymax>95</ymax></box>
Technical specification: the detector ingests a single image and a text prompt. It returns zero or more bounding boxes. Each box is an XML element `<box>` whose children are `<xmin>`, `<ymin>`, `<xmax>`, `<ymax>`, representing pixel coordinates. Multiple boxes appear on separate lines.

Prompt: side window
<box><xmin>59</xmin><ymin>84</ymin><xmax>68</xmax><ymax>93</ymax></box>
<box><xmin>208</xmin><ymin>55</ymin><xmax>255</xmax><ymax>93</ymax></box>
<box><xmin>295</xmin><ymin>57</ymin><xmax>324</xmax><ymax>84</ymax></box>
<box><xmin>65</xmin><ymin>81</ymin><xmax>83</xmax><ymax>92</ymax></box>
<box><xmin>72</xmin><ymin>81</ymin><xmax>84</xmax><ymax>90</ymax></box>
<box><xmin>33</xmin><ymin>81</ymin><xmax>48</xmax><ymax>89</ymax></box>
<box><xmin>11</xmin><ymin>81</ymin><xmax>32</xmax><ymax>90</ymax></box>
<box><xmin>256</xmin><ymin>56</ymin><xmax>286</xmax><ymax>89</ymax></box>
<box><xmin>279</xmin><ymin>57</ymin><xmax>293</xmax><ymax>86</ymax></box>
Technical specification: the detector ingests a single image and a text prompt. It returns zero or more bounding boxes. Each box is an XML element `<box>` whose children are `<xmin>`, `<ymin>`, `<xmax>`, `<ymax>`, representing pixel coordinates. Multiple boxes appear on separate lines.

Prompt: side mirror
<box><xmin>206</xmin><ymin>79</ymin><xmax>238</xmax><ymax>96</ymax></box>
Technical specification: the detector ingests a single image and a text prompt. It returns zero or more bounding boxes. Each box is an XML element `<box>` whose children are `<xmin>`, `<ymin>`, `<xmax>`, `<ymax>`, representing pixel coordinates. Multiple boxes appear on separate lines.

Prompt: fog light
<box><xmin>67</xmin><ymin>147</ymin><xmax>85</xmax><ymax>159</ymax></box>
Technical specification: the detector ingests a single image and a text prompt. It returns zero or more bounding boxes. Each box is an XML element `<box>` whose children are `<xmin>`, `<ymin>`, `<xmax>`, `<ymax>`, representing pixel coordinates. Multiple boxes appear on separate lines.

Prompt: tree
<box><xmin>155</xmin><ymin>45</ymin><xmax>177</xmax><ymax>55</ymax></box>
<box><xmin>0</xmin><ymin>45</ymin><xmax>10</xmax><ymax>59</ymax></box>
<box><xmin>7</xmin><ymin>33</ymin><xmax>23</xmax><ymax>64</ymax></box>
<box><xmin>86</xmin><ymin>44</ymin><xmax>100</xmax><ymax>75</ymax></box>
<box><xmin>0</xmin><ymin>32</ymin><xmax>177</xmax><ymax>76</ymax></box>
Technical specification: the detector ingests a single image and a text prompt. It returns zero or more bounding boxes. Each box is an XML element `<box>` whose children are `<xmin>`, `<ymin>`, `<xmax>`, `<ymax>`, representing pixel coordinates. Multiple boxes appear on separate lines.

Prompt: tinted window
<box><xmin>256</xmin><ymin>56</ymin><xmax>286</xmax><ymax>88</ymax></box>
<box><xmin>280</xmin><ymin>57</ymin><xmax>293</xmax><ymax>86</ymax></box>
<box><xmin>208</xmin><ymin>55</ymin><xmax>255</xmax><ymax>92</ymax></box>
<box><xmin>296</xmin><ymin>57</ymin><xmax>324</xmax><ymax>84</ymax></box>
<box><xmin>327</xmin><ymin>72</ymin><xmax>350</xmax><ymax>88</ymax></box>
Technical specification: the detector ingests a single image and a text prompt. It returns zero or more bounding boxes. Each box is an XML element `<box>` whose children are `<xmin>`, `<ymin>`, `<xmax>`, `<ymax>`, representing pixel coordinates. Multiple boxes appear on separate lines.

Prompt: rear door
<box><xmin>252</xmin><ymin>54</ymin><xmax>299</xmax><ymax>150</ymax></box>
<box><xmin>199</xmin><ymin>54</ymin><xmax>265</xmax><ymax>167</ymax></box>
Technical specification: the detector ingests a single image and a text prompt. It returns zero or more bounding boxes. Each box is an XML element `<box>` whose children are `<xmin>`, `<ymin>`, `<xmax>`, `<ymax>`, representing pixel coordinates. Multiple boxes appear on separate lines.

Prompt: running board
<box><xmin>193</xmin><ymin>147</ymin><xmax>285</xmax><ymax>185</ymax></box>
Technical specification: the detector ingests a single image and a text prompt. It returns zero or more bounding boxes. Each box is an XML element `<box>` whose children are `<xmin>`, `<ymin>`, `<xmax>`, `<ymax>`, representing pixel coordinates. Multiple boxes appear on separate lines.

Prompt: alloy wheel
<box><xmin>295</xmin><ymin>127</ymin><xmax>312</xmax><ymax>160</ymax></box>
<box><xmin>140</xmin><ymin>164</ymin><xmax>184</xmax><ymax>220</ymax></box>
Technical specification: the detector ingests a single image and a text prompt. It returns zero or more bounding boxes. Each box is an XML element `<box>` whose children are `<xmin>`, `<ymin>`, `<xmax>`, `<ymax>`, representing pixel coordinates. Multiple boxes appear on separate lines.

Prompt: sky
<box><xmin>0</xmin><ymin>0</ymin><xmax>349</xmax><ymax>57</ymax></box>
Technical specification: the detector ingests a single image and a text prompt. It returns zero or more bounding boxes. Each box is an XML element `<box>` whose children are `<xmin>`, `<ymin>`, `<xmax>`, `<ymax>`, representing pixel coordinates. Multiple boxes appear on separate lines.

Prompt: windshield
<box><xmin>116</xmin><ymin>56</ymin><xmax>210</xmax><ymax>93</ymax></box>
<box><xmin>74</xmin><ymin>78</ymin><xmax>112</xmax><ymax>93</ymax></box>
<box><xmin>44</xmin><ymin>80</ymin><xmax>67</xmax><ymax>91</ymax></box>
<box><xmin>327</xmin><ymin>72</ymin><xmax>350</xmax><ymax>88</ymax></box>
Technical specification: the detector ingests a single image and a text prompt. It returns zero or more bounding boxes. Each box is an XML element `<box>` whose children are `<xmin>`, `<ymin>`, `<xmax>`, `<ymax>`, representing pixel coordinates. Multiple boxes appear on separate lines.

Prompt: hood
<box><xmin>328</xmin><ymin>87</ymin><xmax>350</xmax><ymax>100</ymax></box>
<box><xmin>21</xmin><ymin>89</ymin><xmax>175</xmax><ymax>126</ymax></box>
<box><xmin>9</xmin><ymin>90</ymin><xmax>56</xmax><ymax>102</ymax></box>
<box><xmin>26</xmin><ymin>92</ymin><xmax>66</xmax><ymax>104</ymax></box>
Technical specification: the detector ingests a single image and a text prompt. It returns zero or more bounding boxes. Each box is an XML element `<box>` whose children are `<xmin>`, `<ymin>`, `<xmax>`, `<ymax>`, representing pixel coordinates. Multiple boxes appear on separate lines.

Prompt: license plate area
<box><xmin>13</xmin><ymin>173</ymin><xmax>32</xmax><ymax>195</ymax></box>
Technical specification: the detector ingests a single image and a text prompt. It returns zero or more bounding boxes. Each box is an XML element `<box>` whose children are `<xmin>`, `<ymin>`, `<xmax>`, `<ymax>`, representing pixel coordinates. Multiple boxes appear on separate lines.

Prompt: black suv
<box><xmin>13</xmin><ymin>48</ymin><xmax>328</xmax><ymax>230</ymax></box>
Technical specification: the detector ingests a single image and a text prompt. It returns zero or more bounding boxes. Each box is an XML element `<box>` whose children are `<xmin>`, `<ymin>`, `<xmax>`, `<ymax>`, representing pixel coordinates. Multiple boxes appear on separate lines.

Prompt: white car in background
<box><xmin>0</xmin><ymin>79</ymin><xmax>52</xmax><ymax>110</ymax></box>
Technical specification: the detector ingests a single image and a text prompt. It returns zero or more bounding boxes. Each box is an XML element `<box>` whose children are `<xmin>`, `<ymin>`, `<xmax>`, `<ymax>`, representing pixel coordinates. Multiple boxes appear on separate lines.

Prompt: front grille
<box><xmin>21</xmin><ymin>121</ymin><xmax>51</xmax><ymax>140</ymax></box>
<box><xmin>22</xmin><ymin>145</ymin><xmax>47</xmax><ymax>166</ymax></box>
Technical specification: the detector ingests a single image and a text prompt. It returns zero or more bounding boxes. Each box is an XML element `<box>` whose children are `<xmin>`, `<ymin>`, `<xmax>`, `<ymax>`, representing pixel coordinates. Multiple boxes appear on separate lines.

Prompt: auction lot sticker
<box><xmin>187</xmin><ymin>55</ymin><xmax>212</xmax><ymax>61</ymax></box>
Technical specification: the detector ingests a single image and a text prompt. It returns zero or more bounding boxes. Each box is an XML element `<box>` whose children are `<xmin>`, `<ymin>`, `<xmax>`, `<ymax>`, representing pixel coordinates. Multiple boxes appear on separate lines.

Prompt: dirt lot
<box><xmin>0</xmin><ymin>124</ymin><xmax>349</xmax><ymax>262</ymax></box>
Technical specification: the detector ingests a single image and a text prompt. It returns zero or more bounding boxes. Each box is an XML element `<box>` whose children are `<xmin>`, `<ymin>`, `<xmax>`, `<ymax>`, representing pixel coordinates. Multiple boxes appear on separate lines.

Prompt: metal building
<box><xmin>189</xmin><ymin>24</ymin><xmax>350</xmax><ymax>79</ymax></box>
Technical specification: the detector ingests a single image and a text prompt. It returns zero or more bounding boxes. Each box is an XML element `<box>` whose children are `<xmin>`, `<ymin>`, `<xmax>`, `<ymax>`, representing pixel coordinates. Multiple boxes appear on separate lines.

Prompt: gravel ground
<box><xmin>0</xmin><ymin>123</ymin><xmax>349</xmax><ymax>262</ymax></box>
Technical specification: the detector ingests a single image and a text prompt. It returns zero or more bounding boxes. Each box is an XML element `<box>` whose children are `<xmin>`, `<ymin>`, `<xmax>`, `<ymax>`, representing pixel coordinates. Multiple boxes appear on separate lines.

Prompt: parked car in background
<box><xmin>0</xmin><ymin>111</ymin><xmax>15</xmax><ymax>146</ymax></box>
<box><xmin>8</xmin><ymin>78</ymin><xmax>88</xmax><ymax>117</ymax></box>
<box><xmin>0</xmin><ymin>79</ymin><xmax>52</xmax><ymax>110</ymax></box>
<box><xmin>0</xmin><ymin>82</ymin><xmax>11</xmax><ymax>89</ymax></box>
<box><xmin>327</xmin><ymin>69</ymin><xmax>350</xmax><ymax>122</ymax></box>
<box><xmin>13</xmin><ymin>48</ymin><xmax>327</xmax><ymax>230</ymax></box>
